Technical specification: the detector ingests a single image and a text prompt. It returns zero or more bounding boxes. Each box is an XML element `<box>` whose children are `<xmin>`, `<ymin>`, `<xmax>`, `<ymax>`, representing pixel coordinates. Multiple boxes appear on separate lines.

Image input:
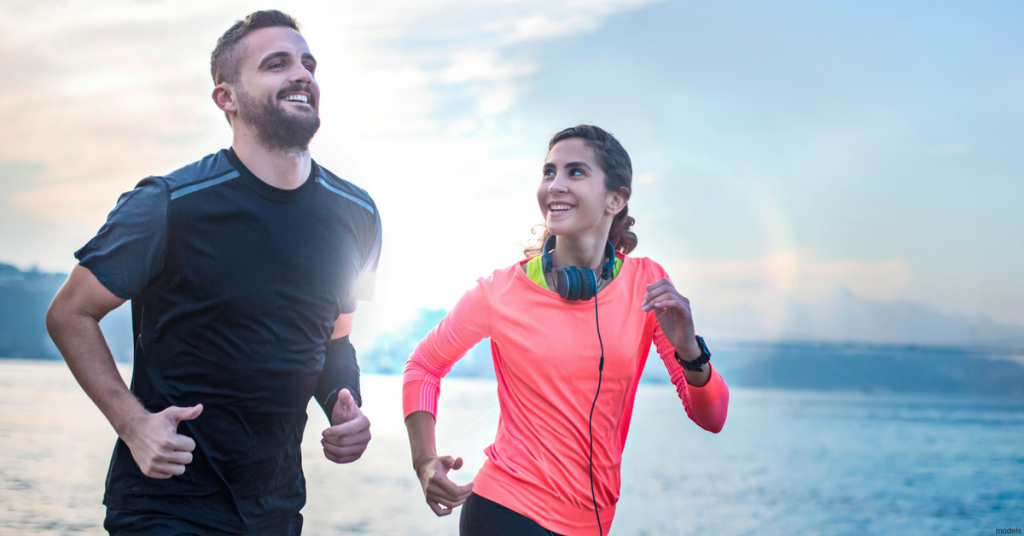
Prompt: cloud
<box><xmin>2</xmin><ymin>0</ymin><xmax>1020</xmax><ymax>339</ymax></box>
<box><xmin>0</xmin><ymin>161</ymin><xmax>44</xmax><ymax>193</ymax></box>
<box><xmin>433</xmin><ymin>49</ymin><xmax>537</xmax><ymax>116</ymax></box>
<box><xmin>703</xmin><ymin>288</ymin><xmax>1024</xmax><ymax>346</ymax></box>
<box><xmin>666</xmin><ymin>249</ymin><xmax>912</xmax><ymax>306</ymax></box>
<box><xmin>663</xmin><ymin>249</ymin><xmax>914</xmax><ymax>337</ymax></box>
<box><xmin>482</xmin><ymin>14</ymin><xmax>601</xmax><ymax>43</ymax></box>
<box><xmin>658</xmin><ymin>250</ymin><xmax>1024</xmax><ymax>345</ymax></box>
<box><xmin>9</xmin><ymin>179</ymin><xmax>130</xmax><ymax>223</ymax></box>
<box><xmin>0</xmin><ymin>160</ymin><xmax>84</xmax><ymax>268</ymax></box>
<box><xmin>0</xmin><ymin>0</ymin><xmax>658</xmax><ymax>273</ymax></box>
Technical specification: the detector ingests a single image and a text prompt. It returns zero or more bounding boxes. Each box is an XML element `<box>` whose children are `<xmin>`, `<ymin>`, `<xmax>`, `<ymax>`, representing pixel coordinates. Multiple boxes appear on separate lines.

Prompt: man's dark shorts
<box><xmin>104</xmin><ymin>509</ymin><xmax>302</xmax><ymax>536</ymax></box>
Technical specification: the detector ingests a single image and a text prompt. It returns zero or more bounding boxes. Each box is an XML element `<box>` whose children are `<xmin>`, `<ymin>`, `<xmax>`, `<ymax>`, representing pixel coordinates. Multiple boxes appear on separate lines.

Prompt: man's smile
<box><xmin>279</xmin><ymin>90</ymin><xmax>314</xmax><ymax>107</ymax></box>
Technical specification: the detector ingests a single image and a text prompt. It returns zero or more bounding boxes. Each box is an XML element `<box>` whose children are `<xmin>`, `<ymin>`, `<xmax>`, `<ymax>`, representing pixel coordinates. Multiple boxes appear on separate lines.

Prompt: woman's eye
<box><xmin>570</xmin><ymin>169</ymin><xmax>583</xmax><ymax>176</ymax></box>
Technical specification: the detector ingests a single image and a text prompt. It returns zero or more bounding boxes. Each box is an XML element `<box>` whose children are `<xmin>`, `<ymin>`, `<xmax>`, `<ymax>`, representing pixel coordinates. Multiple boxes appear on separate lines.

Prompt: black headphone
<box><xmin>542</xmin><ymin>235</ymin><xmax>617</xmax><ymax>301</ymax></box>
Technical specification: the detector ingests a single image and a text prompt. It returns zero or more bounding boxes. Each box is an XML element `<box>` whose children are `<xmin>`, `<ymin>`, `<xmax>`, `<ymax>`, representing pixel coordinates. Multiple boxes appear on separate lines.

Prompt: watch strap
<box><xmin>675</xmin><ymin>335</ymin><xmax>711</xmax><ymax>372</ymax></box>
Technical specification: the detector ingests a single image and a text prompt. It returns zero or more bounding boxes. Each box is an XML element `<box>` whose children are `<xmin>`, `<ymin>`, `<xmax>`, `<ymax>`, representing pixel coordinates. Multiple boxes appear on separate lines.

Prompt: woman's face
<box><xmin>538</xmin><ymin>138</ymin><xmax>619</xmax><ymax>238</ymax></box>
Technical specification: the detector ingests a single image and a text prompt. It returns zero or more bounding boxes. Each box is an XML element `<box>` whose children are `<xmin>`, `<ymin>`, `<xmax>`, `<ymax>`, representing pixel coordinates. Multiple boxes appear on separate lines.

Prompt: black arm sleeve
<box><xmin>314</xmin><ymin>335</ymin><xmax>362</xmax><ymax>423</ymax></box>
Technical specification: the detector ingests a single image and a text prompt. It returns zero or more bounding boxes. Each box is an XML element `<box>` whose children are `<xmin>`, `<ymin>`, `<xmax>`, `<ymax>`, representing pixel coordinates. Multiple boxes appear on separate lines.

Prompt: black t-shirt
<box><xmin>75</xmin><ymin>148</ymin><xmax>381</xmax><ymax>531</ymax></box>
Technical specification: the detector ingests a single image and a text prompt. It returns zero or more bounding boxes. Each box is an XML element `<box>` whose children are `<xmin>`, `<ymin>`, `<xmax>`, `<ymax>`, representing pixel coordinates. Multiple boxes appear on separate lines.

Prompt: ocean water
<box><xmin>1</xmin><ymin>359</ymin><xmax>1021</xmax><ymax>535</ymax></box>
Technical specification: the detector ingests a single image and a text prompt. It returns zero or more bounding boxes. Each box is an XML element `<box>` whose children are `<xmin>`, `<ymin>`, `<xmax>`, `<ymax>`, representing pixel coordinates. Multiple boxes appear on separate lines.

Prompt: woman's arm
<box><xmin>654</xmin><ymin>326</ymin><xmax>730</xmax><ymax>433</ymax></box>
<box><xmin>405</xmin><ymin>411</ymin><xmax>474</xmax><ymax>517</ymax></box>
<box><xmin>402</xmin><ymin>277</ymin><xmax>492</xmax><ymax>516</ymax></box>
<box><xmin>644</xmin><ymin>276</ymin><xmax>729</xmax><ymax>433</ymax></box>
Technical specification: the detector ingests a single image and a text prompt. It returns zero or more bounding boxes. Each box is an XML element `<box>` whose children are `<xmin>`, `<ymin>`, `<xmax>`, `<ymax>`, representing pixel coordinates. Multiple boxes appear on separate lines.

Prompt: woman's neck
<box><xmin>549</xmin><ymin>233</ymin><xmax>609</xmax><ymax>271</ymax></box>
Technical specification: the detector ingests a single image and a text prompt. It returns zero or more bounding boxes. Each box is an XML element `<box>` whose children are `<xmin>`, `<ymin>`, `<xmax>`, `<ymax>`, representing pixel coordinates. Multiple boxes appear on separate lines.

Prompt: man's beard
<box><xmin>236</xmin><ymin>86</ymin><xmax>321</xmax><ymax>152</ymax></box>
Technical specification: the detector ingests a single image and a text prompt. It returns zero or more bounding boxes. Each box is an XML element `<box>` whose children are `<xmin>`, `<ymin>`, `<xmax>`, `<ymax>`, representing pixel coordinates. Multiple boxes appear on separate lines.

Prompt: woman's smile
<box><xmin>546</xmin><ymin>202</ymin><xmax>576</xmax><ymax>219</ymax></box>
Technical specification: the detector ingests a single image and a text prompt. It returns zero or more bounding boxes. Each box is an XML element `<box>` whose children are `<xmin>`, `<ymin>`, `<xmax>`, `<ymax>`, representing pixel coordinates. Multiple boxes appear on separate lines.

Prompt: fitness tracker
<box><xmin>675</xmin><ymin>335</ymin><xmax>711</xmax><ymax>372</ymax></box>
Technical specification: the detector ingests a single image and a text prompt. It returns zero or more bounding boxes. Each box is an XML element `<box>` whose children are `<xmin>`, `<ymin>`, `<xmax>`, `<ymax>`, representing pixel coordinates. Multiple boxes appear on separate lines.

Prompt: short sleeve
<box><xmin>74</xmin><ymin>178</ymin><xmax>168</xmax><ymax>299</ymax></box>
<box><xmin>355</xmin><ymin>206</ymin><xmax>382</xmax><ymax>301</ymax></box>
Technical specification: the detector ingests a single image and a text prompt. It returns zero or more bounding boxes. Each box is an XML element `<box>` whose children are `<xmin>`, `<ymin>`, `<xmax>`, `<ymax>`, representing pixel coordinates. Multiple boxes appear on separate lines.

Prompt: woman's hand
<box><xmin>414</xmin><ymin>454</ymin><xmax>475</xmax><ymax>517</ymax></box>
<box><xmin>642</xmin><ymin>278</ymin><xmax>701</xmax><ymax>361</ymax></box>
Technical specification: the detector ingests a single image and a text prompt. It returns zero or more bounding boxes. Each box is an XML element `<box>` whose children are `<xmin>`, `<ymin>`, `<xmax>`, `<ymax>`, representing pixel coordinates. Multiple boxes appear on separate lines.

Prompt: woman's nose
<box><xmin>548</xmin><ymin>173</ymin><xmax>569</xmax><ymax>192</ymax></box>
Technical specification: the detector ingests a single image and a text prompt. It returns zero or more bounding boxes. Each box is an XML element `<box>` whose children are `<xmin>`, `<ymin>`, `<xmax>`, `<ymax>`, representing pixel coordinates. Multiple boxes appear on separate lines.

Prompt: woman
<box><xmin>403</xmin><ymin>125</ymin><xmax>729</xmax><ymax>536</ymax></box>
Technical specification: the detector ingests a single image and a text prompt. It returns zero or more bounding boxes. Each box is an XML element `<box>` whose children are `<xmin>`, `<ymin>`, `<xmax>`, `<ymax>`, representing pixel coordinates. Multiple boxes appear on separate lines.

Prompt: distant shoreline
<box><xmin>9</xmin><ymin>338</ymin><xmax>1023</xmax><ymax>399</ymax></box>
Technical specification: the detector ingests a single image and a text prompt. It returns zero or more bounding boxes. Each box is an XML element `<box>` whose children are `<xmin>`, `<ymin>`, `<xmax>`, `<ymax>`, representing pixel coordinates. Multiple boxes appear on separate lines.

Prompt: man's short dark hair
<box><xmin>211</xmin><ymin>10</ymin><xmax>300</xmax><ymax>85</ymax></box>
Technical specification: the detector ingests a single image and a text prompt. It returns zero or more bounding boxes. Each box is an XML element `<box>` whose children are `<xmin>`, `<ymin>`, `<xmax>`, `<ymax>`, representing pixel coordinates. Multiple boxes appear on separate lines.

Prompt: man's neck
<box><xmin>231</xmin><ymin>128</ymin><xmax>312</xmax><ymax>190</ymax></box>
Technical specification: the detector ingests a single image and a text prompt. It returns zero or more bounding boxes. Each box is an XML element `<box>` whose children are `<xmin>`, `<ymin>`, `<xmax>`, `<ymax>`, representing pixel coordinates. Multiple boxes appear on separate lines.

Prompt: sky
<box><xmin>1</xmin><ymin>0</ymin><xmax>1022</xmax><ymax>343</ymax></box>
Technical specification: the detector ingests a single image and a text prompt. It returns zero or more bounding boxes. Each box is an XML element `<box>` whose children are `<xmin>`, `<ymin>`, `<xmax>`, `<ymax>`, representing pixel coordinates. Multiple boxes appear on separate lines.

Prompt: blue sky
<box><xmin>0</xmin><ymin>0</ymin><xmax>1021</xmax><ymax>342</ymax></box>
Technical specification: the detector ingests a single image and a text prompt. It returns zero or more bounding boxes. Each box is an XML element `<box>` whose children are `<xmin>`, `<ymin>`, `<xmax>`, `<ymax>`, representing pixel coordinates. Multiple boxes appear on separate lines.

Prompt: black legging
<box><xmin>460</xmin><ymin>493</ymin><xmax>565</xmax><ymax>536</ymax></box>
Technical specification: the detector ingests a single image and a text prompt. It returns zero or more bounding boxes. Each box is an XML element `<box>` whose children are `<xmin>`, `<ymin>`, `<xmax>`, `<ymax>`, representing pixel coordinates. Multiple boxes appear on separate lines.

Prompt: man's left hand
<box><xmin>321</xmin><ymin>389</ymin><xmax>371</xmax><ymax>464</ymax></box>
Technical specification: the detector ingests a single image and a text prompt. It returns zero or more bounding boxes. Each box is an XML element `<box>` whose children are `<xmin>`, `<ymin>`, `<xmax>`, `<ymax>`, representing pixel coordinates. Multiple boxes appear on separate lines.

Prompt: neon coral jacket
<box><xmin>403</xmin><ymin>254</ymin><xmax>729</xmax><ymax>535</ymax></box>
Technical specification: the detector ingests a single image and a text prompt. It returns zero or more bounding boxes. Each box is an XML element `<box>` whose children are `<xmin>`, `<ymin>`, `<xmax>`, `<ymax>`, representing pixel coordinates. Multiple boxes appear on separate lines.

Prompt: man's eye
<box><xmin>270</xmin><ymin>63</ymin><xmax>284</xmax><ymax>69</ymax></box>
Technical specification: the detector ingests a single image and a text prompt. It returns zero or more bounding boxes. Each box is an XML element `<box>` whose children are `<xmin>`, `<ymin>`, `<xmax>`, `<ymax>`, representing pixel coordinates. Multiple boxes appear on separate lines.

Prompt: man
<box><xmin>45</xmin><ymin>10</ymin><xmax>380</xmax><ymax>535</ymax></box>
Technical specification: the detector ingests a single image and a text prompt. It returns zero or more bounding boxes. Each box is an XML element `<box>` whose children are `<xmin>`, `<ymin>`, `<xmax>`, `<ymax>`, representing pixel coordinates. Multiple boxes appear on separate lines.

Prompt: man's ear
<box><xmin>607</xmin><ymin>186</ymin><xmax>629</xmax><ymax>216</ymax></box>
<box><xmin>212</xmin><ymin>83</ymin><xmax>238</xmax><ymax>115</ymax></box>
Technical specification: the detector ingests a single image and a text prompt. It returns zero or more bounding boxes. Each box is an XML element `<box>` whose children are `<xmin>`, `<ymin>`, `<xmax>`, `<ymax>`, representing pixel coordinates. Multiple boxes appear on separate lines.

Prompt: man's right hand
<box><xmin>123</xmin><ymin>404</ymin><xmax>203</xmax><ymax>479</ymax></box>
<box><xmin>414</xmin><ymin>455</ymin><xmax>474</xmax><ymax>517</ymax></box>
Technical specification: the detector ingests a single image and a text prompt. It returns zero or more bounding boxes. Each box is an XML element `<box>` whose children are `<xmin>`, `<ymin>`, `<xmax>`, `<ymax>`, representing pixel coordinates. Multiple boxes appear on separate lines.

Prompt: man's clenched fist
<box><xmin>124</xmin><ymin>404</ymin><xmax>202</xmax><ymax>479</ymax></box>
<box><xmin>321</xmin><ymin>389</ymin><xmax>371</xmax><ymax>464</ymax></box>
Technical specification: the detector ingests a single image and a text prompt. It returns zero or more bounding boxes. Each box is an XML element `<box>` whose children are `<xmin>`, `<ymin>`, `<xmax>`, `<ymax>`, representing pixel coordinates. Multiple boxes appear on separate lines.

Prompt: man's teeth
<box><xmin>284</xmin><ymin>95</ymin><xmax>308</xmax><ymax>103</ymax></box>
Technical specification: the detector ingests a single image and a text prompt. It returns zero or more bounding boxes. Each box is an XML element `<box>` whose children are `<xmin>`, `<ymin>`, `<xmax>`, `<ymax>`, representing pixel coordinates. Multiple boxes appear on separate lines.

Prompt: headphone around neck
<box><xmin>541</xmin><ymin>235</ymin><xmax>617</xmax><ymax>301</ymax></box>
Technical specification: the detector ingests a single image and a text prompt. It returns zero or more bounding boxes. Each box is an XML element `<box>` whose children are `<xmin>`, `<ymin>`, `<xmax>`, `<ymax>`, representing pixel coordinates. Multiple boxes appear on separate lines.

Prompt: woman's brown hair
<box><xmin>524</xmin><ymin>125</ymin><xmax>637</xmax><ymax>257</ymax></box>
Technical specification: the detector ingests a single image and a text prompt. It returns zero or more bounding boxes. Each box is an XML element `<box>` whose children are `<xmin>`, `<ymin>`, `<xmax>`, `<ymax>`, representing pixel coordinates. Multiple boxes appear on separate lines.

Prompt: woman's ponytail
<box><xmin>609</xmin><ymin>204</ymin><xmax>637</xmax><ymax>255</ymax></box>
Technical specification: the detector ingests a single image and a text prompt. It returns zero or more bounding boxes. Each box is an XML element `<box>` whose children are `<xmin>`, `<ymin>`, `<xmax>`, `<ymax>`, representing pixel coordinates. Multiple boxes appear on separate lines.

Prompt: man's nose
<box><xmin>289</xmin><ymin>64</ymin><xmax>313</xmax><ymax>84</ymax></box>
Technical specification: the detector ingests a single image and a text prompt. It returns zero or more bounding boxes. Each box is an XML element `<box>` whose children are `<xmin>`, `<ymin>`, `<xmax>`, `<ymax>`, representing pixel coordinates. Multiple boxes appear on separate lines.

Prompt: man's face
<box><xmin>233</xmin><ymin>26</ymin><xmax>321</xmax><ymax>151</ymax></box>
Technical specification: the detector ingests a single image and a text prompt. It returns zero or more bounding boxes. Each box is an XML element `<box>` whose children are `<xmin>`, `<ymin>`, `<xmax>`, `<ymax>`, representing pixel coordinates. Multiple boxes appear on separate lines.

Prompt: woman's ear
<box><xmin>607</xmin><ymin>186</ymin><xmax>629</xmax><ymax>216</ymax></box>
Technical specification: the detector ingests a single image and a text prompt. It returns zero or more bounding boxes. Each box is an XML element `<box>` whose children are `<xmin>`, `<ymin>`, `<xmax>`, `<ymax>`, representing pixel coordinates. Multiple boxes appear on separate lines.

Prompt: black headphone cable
<box><xmin>588</xmin><ymin>287</ymin><xmax>605</xmax><ymax>536</ymax></box>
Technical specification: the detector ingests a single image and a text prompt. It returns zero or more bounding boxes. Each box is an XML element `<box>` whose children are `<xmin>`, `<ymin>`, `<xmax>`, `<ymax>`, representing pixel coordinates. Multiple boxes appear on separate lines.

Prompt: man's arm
<box><xmin>333</xmin><ymin>312</ymin><xmax>353</xmax><ymax>339</ymax></box>
<box><xmin>46</xmin><ymin>265</ymin><xmax>201</xmax><ymax>478</ymax></box>
<box><xmin>318</xmin><ymin>312</ymin><xmax>371</xmax><ymax>464</ymax></box>
<box><xmin>313</xmin><ymin>313</ymin><xmax>360</xmax><ymax>416</ymax></box>
<box><xmin>318</xmin><ymin>199</ymin><xmax>381</xmax><ymax>463</ymax></box>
